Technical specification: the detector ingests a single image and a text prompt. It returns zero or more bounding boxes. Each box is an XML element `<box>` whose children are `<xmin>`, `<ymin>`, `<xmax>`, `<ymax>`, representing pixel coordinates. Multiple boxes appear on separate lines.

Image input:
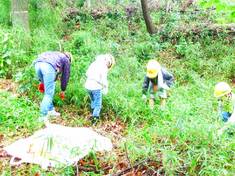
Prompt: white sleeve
<box><xmin>101</xmin><ymin>68</ymin><xmax>108</xmax><ymax>89</ymax></box>
<box><xmin>158</xmin><ymin>70</ymin><xmax>169</xmax><ymax>90</ymax></box>
<box><xmin>157</xmin><ymin>70</ymin><xmax>163</xmax><ymax>88</ymax></box>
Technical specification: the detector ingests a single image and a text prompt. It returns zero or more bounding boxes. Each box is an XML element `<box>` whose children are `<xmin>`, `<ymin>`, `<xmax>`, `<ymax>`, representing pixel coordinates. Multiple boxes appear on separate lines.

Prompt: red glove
<box><xmin>38</xmin><ymin>83</ymin><xmax>45</xmax><ymax>93</ymax></box>
<box><xmin>60</xmin><ymin>92</ymin><xmax>65</xmax><ymax>100</ymax></box>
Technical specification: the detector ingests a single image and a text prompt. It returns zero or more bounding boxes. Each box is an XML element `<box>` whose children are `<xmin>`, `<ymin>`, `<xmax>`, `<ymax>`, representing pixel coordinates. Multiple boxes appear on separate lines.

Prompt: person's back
<box><xmin>34</xmin><ymin>51</ymin><xmax>72</xmax><ymax>122</ymax></box>
<box><xmin>35</xmin><ymin>51</ymin><xmax>69</xmax><ymax>72</ymax></box>
<box><xmin>85</xmin><ymin>58</ymin><xmax>108</xmax><ymax>91</ymax></box>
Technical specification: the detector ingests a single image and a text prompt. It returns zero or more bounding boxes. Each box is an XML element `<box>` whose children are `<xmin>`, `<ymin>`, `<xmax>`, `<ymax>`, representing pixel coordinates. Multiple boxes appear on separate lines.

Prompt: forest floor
<box><xmin>0</xmin><ymin>79</ymin><xmax>160</xmax><ymax>175</ymax></box>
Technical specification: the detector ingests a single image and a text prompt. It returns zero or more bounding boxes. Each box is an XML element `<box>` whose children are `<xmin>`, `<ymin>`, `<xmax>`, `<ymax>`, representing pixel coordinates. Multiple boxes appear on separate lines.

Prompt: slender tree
<box><xmin>140</xmin><ymin>0</ymin><xmax>156</xmax><ymax>35</ymax></box>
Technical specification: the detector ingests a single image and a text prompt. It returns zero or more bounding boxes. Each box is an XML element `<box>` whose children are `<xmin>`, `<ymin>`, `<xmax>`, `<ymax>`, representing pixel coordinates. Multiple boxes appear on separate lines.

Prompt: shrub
<box><xmin>0</xmin><ymin>28</ymin><xmax>31</xmax><ymax>78</ymax></box>
<box><xmin>0</xmin><ymin>0</ymin><xmax>10</xmax><ymax>26</ymax></box>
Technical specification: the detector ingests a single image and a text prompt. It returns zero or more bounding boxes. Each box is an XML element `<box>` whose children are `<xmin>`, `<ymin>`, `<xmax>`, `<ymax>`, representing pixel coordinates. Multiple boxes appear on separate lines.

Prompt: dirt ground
<box><xmin>0</xmin><ymin>79</ymin><xmax>160</xmax><ymax>175</ymax></box>
<box><xmin>0</xmin><ymin>79</ymin><xmax>18</xmax><ymax>94</ymax></box>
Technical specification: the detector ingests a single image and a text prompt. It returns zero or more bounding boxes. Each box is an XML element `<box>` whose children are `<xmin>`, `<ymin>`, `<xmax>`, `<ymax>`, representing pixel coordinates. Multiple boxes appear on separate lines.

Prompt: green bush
<box><xmin>134</xmin><ymin>42</ymin><xmax>157</xmax><ymax>61</ymax></box>
<box><xmin>1</xmin><ymin>1</ymin><xmax>235</xmax><ymax>175</ymax></box>
<box><xmin>0</xmin><ymin>28</ymin><xmax>31</xmax><ymax>78</ymax></box>
<box><xmin>199</xmin><ymin>0</ymin><xmax>235</xmax><ymax>23</ymax></box>
<box><xmin>0</xmin><ymin>29</ymin><xmax>13</xmax><ymax>77</ymax></box>
<box><xmin>0</xmin><ymin>0</ymin><xmax>10</xmax><ymax>26</ymax></box>
<box><xmin>76</xmin><ymin>0</ymin><xmax>85</xmax><ymax>7</ymax></box>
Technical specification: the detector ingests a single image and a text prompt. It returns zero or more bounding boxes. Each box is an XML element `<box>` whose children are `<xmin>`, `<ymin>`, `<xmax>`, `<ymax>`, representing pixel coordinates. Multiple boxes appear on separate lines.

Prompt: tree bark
<box><xmin>140</xmin><ymin>0</ymin><xmax>155</xmax><ymax>35</ymax></box>
<box><xmin>11</xmin><ymin>0</ymin><xmax>30</xmax><ymax>32</ymax></box>
<box><xmin>85</xmin><ymin>0</ymin><xmax>91</xmax><ymax>8</ymax></box>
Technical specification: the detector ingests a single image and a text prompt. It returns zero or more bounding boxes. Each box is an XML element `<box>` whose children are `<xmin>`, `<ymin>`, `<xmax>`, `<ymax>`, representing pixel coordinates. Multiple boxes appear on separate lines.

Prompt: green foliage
<box><xmin>175</xmin><ymin>38</ymin><xmax>235</xmax><ymax>80</ymax></box>
<box><xmin>0</xmin><ymin>0</ymin><xmax>10</xmax><ymax>26</ymax></box>
<box><xmin>0</xmin><ymin>91</ymin><xmax>40</xmax><ymax>134</ymax></box>
<box><xmin>134</xmin><ymin>41</ymin><xmax>160</xmax><ymax>61</ymax></box>
<box><xmin>28</xmin><ymin>0</ymin><xmax>65</xmax><ymax>53</ymax></box>
<box><xmin>0</xmin><ymin>30</ymin><xmax>13</xmax><ymax>77</ymax></box>
<box><xmin>199</xmin><ymin>0</ymin><xmax>235</xmax><ymax>23</ymax></box>
<box><xmin>76</xmin><ymin>0</ymin><xmax>86</xmax><ymax>7</ymax></box>
<box><xmin>123</xmin><ymin>80</ymin><xmax>235</xmax><ymax>175</ymax></box>
<box><xmin>0</xmin><ymin>0</ymin><xmax>235</xmax><ymax>175</ymax></box>
<box><xmin>0</xmin><ymin>28</ymin><xmax>31</xmax><ymax>78</ymax></box>
<box><xmin>29</xmin><ymin>0</ymin><xmax>63</xmax><ymax>32</ymax></box>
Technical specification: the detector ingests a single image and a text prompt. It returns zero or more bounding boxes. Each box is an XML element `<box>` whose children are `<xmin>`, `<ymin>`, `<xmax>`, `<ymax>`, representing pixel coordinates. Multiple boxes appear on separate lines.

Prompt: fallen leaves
<box><xmin>0</xmin><ymin>134</ymin><xmax>3</xmax><ymax>142</ymax></box>
<box><xmin>0</xmin><ymin>79</ymin><xmax>18</xmax><ymax>94</ymax></box>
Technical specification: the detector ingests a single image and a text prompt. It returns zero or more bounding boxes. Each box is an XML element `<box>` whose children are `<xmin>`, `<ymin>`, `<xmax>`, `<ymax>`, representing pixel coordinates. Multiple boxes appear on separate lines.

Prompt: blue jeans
<box><xmin>35</xmin><ymin>62</ymin><xmax>56</xmax><ymax>116</ymax></box>
<box><xmin>87</xmin><ymin>89</ymin><xmax>102</xmax><ymax>118</ymax></box>
<box><xmin>221</xmin><ymin>112</ymin><xmax>232</xmax><ymax>122</ymax></box>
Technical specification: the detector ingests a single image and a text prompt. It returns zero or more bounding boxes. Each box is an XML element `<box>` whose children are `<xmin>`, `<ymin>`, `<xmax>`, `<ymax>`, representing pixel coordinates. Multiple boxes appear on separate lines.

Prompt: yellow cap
<box><xmin>214</xmin><ymin>82</ymin><xmax>232</xmax><ymax>98</ymax></box>
<box><xmin>146</xmin><ymin>59</ymin><xmax>161</xmax><ymax>78</ymax></box>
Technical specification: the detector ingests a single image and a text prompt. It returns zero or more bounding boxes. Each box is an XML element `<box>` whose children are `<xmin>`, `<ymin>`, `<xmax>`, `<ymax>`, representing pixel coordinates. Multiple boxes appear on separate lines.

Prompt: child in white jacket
<box><xmin>85</xmin><ymin>54</ymin><xmax>115</xmax><ymax>123</ymax></box>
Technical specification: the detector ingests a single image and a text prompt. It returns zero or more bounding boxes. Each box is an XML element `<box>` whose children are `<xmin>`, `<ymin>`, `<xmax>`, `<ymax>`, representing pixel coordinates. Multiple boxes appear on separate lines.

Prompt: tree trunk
<box><xmin>11</xmin><ymin>0</ymin><xmax>30</xmax><ymax>32</ymax></box>
<box><xmin>140</xmin><ymin>0</ymin><xmax>155</xmax><ymax>35</ymax></box>
<box><xmin>85</xmin><ymin>0</ymin><xmax>91</xmax><ymax>8</ymax></box>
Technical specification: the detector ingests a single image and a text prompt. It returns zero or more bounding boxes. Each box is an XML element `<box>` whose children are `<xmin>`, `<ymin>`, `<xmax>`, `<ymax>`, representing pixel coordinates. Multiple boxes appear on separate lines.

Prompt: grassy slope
<box><xmin>1</xmin><ymin>1</ymin><xmax>235</xmax><ymax>175</ymax></box>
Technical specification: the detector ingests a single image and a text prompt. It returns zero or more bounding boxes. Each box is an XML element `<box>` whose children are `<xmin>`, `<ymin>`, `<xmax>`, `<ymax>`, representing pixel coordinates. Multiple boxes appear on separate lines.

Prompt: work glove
<box><xmin>142</xmin><ymin>94</ymin><xmax>147</xmax><ymax>103</ymax></box>
<box><xmin>59</xmin><ymin>91</ymin><xmax>65</xmax><ymax>100</ymax></box>
<box><xmin>102</xmin><ymin>88</ymin><xmax>108</xmax><ymax>95</ymax></box>
<box><xmin>38</xmin><ymin>83</ymin><xmax>45</xmax><ymax>93</ymax></box>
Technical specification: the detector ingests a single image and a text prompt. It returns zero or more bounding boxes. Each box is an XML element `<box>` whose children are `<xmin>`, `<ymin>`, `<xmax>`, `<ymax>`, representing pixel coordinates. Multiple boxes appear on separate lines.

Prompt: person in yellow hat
<box><xmin>214</xmin><ymin>82</ymin><xmax>235</xmax><ymax>134</ymax></box>
<box><xmin>142</xmin><ymin>59</ymin><xmax>174</xmax><ymax>109</ymax></box>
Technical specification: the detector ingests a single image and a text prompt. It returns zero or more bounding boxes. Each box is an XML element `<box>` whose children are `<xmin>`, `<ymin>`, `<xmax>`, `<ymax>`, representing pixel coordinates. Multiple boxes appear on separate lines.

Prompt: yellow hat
<box><xmin>146</xmin><ymin>59</ymin><xmax>161</xmax><ymax>78</ymax></box>
<box><xmin>214</xmin><ymin>82</ymin><xmax>232</xmax><ymax>98</ymax></box>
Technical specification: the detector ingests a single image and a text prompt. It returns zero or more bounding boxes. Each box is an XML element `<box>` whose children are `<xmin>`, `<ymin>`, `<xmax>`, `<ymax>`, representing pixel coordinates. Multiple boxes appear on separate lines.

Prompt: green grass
<box><xmin>0</xmin><ymin>0</ymin><xmax>235</xmax><ymax>175</ymax></box>
<box><xmin>0</xmin><ymin>91</ymin><xmax>40</xmax><ymax>135</ymax></box>
<box><xmin>124</xmin><ymin>79</ymin><xmax>235</xmax><ymax>175</ymax></box>
<box><xmin>0</xmin><ymin>0</ymin><xmax>10</xmax><ymax>26</ymax></box>
<box><xmin>0</xmin><ymin>90</ymin><xmax>85</xmax><ymax>175</ymax></box>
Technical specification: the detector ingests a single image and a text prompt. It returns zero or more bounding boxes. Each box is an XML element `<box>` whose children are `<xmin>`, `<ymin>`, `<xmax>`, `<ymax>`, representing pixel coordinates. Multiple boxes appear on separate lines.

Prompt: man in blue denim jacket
<box><xmin>34</xmin><ymin>51</ymin><xmax>72</xmax><ymax>122</ymax></box>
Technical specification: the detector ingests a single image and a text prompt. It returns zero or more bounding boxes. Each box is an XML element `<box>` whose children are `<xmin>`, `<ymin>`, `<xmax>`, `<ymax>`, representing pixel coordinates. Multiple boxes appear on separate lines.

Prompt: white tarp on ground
<box><xmin>4</xmin><ymin>123</ymin><xmax>113</xmax><ymax>169</ymax></box>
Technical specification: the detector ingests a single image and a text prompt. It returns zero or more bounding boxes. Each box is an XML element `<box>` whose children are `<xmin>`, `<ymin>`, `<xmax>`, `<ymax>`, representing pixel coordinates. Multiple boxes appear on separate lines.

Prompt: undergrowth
<box><xmin>0</xmin><ymin>0</ymin><xmax>235</xmax><ymax>175</ymax></box>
